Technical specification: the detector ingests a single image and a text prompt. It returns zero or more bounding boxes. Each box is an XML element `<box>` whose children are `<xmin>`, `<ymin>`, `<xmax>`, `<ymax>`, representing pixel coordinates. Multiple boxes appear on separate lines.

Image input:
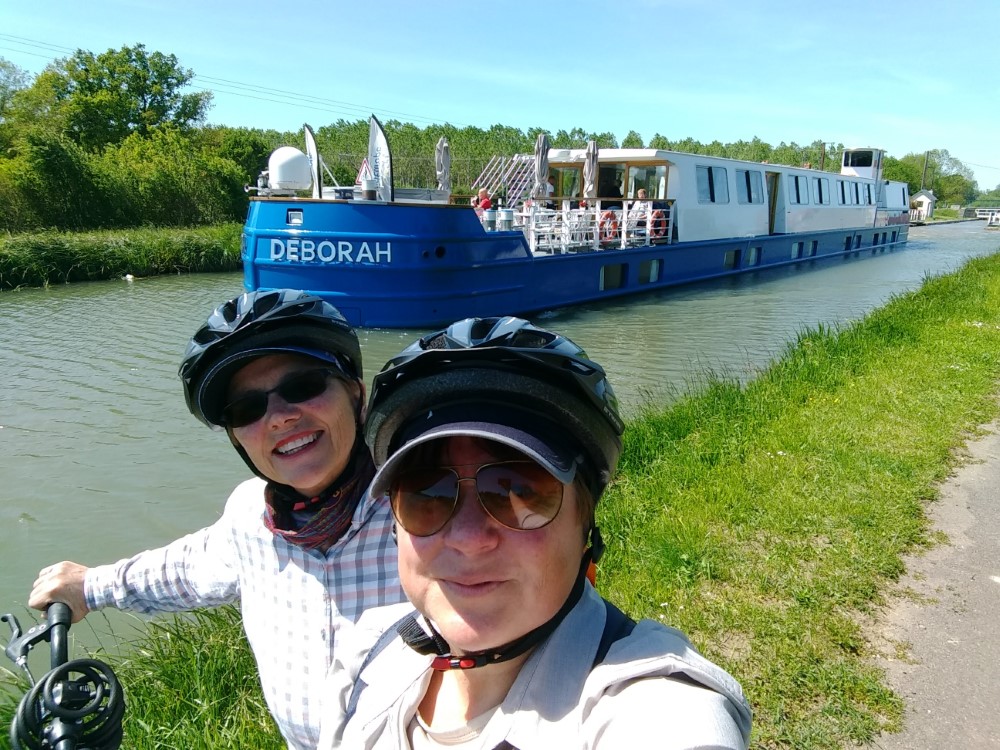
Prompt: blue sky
<box><xmin>3</xmin><ymin>0</ymin><xmax>998</xmax><ymax>190</ymax></box>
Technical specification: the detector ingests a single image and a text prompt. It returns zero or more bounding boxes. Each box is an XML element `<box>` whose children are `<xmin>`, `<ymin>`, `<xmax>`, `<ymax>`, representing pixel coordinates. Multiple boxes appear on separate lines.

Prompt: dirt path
<box><xmin>865</xmin><ymin>422</ymin><xmax>1000</xmax><ymax>748</ymax></box>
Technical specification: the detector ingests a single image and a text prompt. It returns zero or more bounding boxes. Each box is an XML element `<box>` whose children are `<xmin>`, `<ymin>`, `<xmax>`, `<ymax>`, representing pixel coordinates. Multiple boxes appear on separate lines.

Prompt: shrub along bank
<box><xmin>0</xmin><ymin>224</ymin><xmax>243</xmax><ymax>290</ymax></box>
<box><xmin>3</xmin><ymin>251</ymin><xmax>1000</xmax><ymax>748</ymax></box>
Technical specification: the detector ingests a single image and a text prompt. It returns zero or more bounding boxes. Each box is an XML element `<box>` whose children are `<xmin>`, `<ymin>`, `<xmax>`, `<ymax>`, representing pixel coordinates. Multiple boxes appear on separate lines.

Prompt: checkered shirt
<box><xmin>86</xmin><ymin>477</ymin><xmax>404</xmax><ymax>750</ymax></box>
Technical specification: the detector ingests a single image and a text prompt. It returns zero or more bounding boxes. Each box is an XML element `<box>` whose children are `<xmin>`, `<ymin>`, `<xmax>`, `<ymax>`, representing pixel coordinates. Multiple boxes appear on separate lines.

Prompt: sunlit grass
<box><xmin>599</xmin><ymin>257</ymin><xmax>1000</xmax><ymax>746</ymax></box>
<box><xmin>0</xmin><ymin>224</ymin><xmax>243</xmax><ymax>290</ymax></box>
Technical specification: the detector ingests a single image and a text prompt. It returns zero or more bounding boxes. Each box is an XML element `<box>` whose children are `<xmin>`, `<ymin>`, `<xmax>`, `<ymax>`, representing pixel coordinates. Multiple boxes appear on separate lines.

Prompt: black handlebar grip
<box><xmin>47</xmin><ymin>601</ymin><xmax>72</xmax><ymax>669</ymax></box>
<box><xmin>47</xmin><ymin>601</ymin><xmax>73</xmax><ymax>627</ymax></box>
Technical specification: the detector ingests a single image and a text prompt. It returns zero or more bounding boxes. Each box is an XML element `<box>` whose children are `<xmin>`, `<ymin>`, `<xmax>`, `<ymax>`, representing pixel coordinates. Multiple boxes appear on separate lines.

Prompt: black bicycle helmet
<box><xmin>367</xmin><ymin>317</ymin><xmax>625</xmax><ymax>672</ymax></box>
<box><xmin>180</xmin><ymin>289</ymin><xmax>362</xmax><ymax>428</ymax></box>
<box><xmin>365</xmin><ymin>316</ymin><xmax>623</xmax><ymax>500</ymax></box>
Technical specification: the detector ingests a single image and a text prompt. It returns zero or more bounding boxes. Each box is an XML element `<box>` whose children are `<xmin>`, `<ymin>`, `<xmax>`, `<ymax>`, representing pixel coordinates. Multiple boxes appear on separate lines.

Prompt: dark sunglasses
<box><xmin>389</xmin><ymin>460</ymin><xmax>565</xmax><ymax>537</ymax></box>
<box><xmin>222</xmin><ymin>368</ymin><xmax>340</xmax><ymax>428</ymax></box>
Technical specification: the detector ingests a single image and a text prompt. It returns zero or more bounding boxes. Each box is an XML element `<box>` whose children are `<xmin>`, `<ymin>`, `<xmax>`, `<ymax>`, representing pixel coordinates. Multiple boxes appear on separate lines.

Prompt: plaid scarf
<box><xmin>262</xmin><ymin>444</ymin><xmax>376</xmax><ymax>551</ymax></box>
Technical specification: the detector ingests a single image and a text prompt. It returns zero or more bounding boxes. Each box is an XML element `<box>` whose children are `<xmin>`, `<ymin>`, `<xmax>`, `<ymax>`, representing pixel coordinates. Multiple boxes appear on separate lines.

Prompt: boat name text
<box><xmin>269</xmin><ymin>239</ymin><xmax>392</xmax><ymax>264</ymax></box>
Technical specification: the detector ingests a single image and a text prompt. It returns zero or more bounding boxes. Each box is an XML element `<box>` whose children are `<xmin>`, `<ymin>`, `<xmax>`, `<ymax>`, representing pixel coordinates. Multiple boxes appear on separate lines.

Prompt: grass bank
<box><xmin>599</xmin><ymin>252</ymin><xmax>1000</xmax><ymax>746</ymax></box>
<box><xmin>0</xmin><ymin>224</ymin><xmax>243</xmax><ymax>290</ymax></box>
<box><xmin>4</xmin><ymin>252</ymin><xmax>1000</xmax><ymax>748</ymax></box>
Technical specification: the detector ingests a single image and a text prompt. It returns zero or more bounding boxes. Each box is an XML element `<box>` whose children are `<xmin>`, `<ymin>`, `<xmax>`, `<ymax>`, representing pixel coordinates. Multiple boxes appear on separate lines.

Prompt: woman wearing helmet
<box><xmin>29</xmin><ymin>289</ymin><xmax>406</xmax><ymax>750</ymax></box>
<box><xmin>321</xmin><ymin>317</ymin><xmax>751</xmax><ymax>749</ymax></box>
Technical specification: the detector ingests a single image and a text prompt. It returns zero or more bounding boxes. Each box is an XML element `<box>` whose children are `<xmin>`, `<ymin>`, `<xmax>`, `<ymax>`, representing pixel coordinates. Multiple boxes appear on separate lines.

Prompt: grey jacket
<box><xmin>320</xmin><ymin>584</ymin><xmax>752</xmax><ymax>749</ymax></box>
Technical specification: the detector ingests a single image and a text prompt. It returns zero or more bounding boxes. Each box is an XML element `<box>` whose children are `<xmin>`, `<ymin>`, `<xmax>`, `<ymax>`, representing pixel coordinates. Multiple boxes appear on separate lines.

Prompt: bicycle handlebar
<box><xmin>3</xmin><ymin>602</ymin><xmax>125</xmax><ymax>750</ymax></box>
<box><xmin>46</xmin><ymin>602</ymin><xmax>71</xmax><ymax>671</ymax></box>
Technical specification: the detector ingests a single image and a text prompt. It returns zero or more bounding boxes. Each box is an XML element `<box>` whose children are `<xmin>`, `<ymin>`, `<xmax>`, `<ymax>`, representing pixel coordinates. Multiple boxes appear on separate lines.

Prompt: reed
<box><xmin>3</xmin><ymin>254</ymin><xmax>1000</xmax><ymax>748</ymax></box>
<box><xmin>0</xmin><ymin>224</ymin><xmax>243</xmax><ymax>290</ymax></box>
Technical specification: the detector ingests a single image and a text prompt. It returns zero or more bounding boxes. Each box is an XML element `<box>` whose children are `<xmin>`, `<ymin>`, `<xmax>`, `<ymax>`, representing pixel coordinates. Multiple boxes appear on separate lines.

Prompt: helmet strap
<box><xmin>589</xmin><ymin>525</ymin><xmax>605</xmax><ymax>563</ymax></box>
<box><xmin>398</xmin><ymin>544</ymin><xmax>598</xmax><ymax>671</ymax></box>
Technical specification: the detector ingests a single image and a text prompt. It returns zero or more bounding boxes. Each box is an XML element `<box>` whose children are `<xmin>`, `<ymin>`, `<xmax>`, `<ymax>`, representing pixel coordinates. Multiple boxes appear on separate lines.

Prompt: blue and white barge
<box><xmin>241</xmin><ymin>123</ymin><xmax>910</xmax><ymax>328</ymax></box>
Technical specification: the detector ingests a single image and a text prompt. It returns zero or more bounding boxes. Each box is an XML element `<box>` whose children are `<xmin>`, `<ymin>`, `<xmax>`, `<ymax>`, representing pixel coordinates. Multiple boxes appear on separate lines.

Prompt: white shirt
<box><xmin>86</xmin><ymin>477</ymin><xmax>405</xmax><ymax>750</ymax></box>
<box><xmin>321</xmin><ymin>586</ymin><xmax>751</xmax><ymax>749</ymax></box>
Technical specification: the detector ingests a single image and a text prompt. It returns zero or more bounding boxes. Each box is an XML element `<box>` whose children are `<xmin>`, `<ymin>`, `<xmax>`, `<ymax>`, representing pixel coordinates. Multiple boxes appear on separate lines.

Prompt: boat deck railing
<box><xmin>492</xmin><ymin>199</ymin><xmax>674</xmax><ymax>255</ymax></box>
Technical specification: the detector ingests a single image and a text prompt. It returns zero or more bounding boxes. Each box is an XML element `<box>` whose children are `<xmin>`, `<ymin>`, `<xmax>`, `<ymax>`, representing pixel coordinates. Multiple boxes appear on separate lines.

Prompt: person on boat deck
<box><xmin>28</xmin><ymin>289</ymin><xmax>406</xmax><ymax>750</ymax></box>
<box><xmin>629</xmin><ymin>188</ymin><xmax>651</xmax><ymax>227</ymax></box>
<box><xmin>471</xmin><ymin>188</ymin><xmax>492</xmax><ymax>210</ymax></box>
<box><xmin>318</xmin><ymin>316</ymin><xmax>753</xmax><ymax>750</ymax></box>
<box><xmin>600</xmin><ymin>178</ymin><xmax>623</xmax><ymax>209</ymax></box>
<box><xmin>544</xmin><ymin>175</ymin><xmax>556</xmax><ymax>209</ymax></box>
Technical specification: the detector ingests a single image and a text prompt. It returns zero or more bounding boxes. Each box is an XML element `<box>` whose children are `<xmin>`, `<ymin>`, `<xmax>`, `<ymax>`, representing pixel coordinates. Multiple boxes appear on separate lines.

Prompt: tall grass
<box><xmin>3</xmin><ymin>253</ymin><xmax>1000</xmax><ymax>748</ymax></box>
<box><xmin>0</xmin><ymin>607</ymin><xmax>284</xmax><ymax>749</ymax></box>
<box><xmin>0</xmin><ymin>224</ymin><xmax>243</xmax><ymax>290</ymax></box>
<box><xmin>599</xmin><ymin>255</ymin><xmax>1000</xmax><ymax>746</ymax></box>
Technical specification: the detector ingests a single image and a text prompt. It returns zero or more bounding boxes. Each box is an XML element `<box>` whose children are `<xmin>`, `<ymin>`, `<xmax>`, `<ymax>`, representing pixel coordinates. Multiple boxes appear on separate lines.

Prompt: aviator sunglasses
<box><xmin>222</xmin><ymin>368</ymin><xmax>340</xmax><ymax>428</ymax></box>
<box><xmin>388</xmin><ymin>460</ymin><xmax>565</xmax><ymax>537</ymax></box>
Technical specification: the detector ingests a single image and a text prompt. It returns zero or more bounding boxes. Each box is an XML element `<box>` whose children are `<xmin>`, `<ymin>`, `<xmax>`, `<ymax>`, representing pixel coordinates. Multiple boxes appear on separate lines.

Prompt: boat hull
<box><xmin>243</xmin><ymin>199</ymin><xmax>908</xmax><ymax>328</ymax></box>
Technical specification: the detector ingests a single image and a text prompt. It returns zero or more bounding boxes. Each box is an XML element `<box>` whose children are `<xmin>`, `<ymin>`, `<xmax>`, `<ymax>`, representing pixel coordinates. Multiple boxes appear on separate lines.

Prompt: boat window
<box><xmin>788</xmin><ymin>175</ymin><xmax>809</xmax><ymax>205</ymax></box>
<box><xmin>551</xmin><ymin>167</ymin><xmax>581</xmax><ymax>198</ymax></box>
<box><xmin>599</xmin><ymin>263</ymin><xmax>627</xmax><ymax>290</ymax></box>
<box><xmin>627</xmin><ymin>164</ymin><xmax>668</xmax><ymax>200</ymax></box>
<box><xmin>837</xmin><ymin>180</ymin><xmax>846</xmax><ymax>205</ymax></box>
<box><xmin>864</xmin><ymin>184</ymin><xmax>873</xmax><ymax>205</ymax></box>
<box><xmin>852</xmin><ymin>182</ymin><xmax>861</xmax><ymax>205</ymax></box>
<box><xmin>736</xmin><ymin>169</ymin><xmax>764</xmax><ymax>204</ymax></box>
<box><xmin>791</xmin><ymin>241</ymin><xmax>804</xmax><ymax>259</ymax></box>
<box><xmin>723</xmin><ymin>248</ymin><xmax>740</xmax><ymax>269</ymax></box>
<box><xmin>844</xmin><ymin>235</ymin><xmax>853</xmax><ymax>252</ymax></box>
<box><xmin>747</xmin><ymin>246</ymin><xmax>761</xmax><ymax>266</ymax></box>
<box><xmin>638</xmin><ymin>259</ymin><xmax>661</xmax><ymax>284</ymax></box>
<box><xmin>697</xmin><ymin>166</ymin><xmax>729</xmax><ymax>204</ymax></box>
<box><xmin>844</xmin><ymin>150</ymin><xmax>874</xmax><ymax>168</ymax></box>
<box><xmin>809</xmin><ymin>240</ymin><xmax>818</xmax><ymax>257</ymax></box>
<box><xmin>812</xmin><ymin>177</ymin><xmax>830</xmax><ymax>205</ymax></box>
<box><xmin>841</xmin><ymin>181</ymin><xmax>857</xmax><ymax>205</ymax></box>
<box><xmin>598</xmin><ymin>164</ymin><xmax>626</xmax><ymax>204</ymax></box>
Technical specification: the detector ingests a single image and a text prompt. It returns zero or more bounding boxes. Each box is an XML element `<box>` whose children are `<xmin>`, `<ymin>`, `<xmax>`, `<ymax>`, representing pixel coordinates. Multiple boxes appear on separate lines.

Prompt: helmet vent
<box><xmin>469</xmin><ymin>319</ymin><xmax>496</xmax><ymax>341</ymax></box>
<box><xmin>508</xmin><ymin>330</ymin><xmax>551</xmax><ymax>349</ymax></box>
<box><xmin>423</xmin><ymin>333</ymin><xmax>450</xmax><ymax>349</ymax></box>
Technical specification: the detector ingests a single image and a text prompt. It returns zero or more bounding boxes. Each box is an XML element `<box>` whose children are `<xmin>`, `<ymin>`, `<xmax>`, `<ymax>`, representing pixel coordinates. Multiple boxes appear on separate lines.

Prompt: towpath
<box><xmin>865</xmin><ymin>420</ymin><xmax>1000</xmax><ymax>748</ymax></box>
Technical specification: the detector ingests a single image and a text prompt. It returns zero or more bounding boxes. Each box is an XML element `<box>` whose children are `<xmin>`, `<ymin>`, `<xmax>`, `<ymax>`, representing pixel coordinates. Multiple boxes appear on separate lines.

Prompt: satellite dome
<box><xmin>268</xmin><ymin>146</ymin><xmax>312</xmax><ymax>191</ymax></box>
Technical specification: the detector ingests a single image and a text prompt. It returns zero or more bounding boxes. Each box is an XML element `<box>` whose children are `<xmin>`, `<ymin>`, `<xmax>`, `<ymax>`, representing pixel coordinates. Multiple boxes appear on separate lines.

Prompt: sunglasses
<box><xmin>389</xmin><ymin>460</ymin><xmax>565</xmax><ymax>537</ymax></box>
<box><xmin>222</xmin><ymin>368</ymin><xmax>340</xmax><ymax>428</ymax></box>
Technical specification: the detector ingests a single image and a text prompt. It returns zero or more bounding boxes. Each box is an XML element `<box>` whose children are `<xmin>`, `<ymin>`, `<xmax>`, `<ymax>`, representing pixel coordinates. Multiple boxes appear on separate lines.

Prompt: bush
<box><xmin>0</xmin><ymin>224</ymin><xmax>242</xmax><ymax>289</ymax></box>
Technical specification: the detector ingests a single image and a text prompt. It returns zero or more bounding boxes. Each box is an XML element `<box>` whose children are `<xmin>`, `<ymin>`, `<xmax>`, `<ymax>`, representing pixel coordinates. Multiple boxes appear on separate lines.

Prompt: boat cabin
<box><xmin>529</xmin><ymin>146</ymin><xmax>909</xmax><ymax>253</ymax></box>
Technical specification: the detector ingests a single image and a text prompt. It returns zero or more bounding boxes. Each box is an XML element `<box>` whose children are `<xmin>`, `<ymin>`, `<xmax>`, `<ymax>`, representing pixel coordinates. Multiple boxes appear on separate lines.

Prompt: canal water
<box><xmin>1</xmin><ymin>222</ymin><xmax>997</xmax><ymax>629</ymax></box>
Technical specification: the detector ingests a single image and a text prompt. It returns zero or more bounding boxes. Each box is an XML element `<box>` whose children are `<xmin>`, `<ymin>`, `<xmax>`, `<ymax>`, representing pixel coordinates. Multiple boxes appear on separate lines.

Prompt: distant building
<box><xmin>911</xmin><ymin>189</ymin><xmax>937</xmax><ymax>220</ymax></box>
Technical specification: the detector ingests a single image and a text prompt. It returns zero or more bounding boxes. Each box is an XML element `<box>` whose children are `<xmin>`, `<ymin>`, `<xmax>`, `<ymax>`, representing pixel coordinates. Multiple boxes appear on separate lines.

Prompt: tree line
<box><xmin>1</xmin><ymin>45</ymin><xmax>996</xmax><ymax>234</ymax></box>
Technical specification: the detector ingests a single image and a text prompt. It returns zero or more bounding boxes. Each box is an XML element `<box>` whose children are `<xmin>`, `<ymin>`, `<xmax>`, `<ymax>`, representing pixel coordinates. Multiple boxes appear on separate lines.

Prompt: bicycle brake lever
<box><xmin>2</xmin><ymin>611</ymin><xmax>56</xmax><ymax>667</ymax></box>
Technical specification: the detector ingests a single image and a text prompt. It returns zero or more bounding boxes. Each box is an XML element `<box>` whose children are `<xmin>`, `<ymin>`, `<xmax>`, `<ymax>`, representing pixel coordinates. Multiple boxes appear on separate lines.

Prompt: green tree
<box><xmin>885</xmin><ymin>150</ymin><xmax>978</xmax><ymax>203</ymax></box>
<box><xmin>0</xmin><ymin>57</ymin><xmax>30</xmax><ymax>153</ymax></box>
<box><xmin>12</xmin><ymin>44</ymin><xmax>212</xmax><ymax>151</ymax></box>
<box><xmin>102</xmin><ymin>126</ymin><xmax>245</xmax><ymax>225</ymax></box>
<box><xmin>215</xmin><ymin>127</ymin><xmax>277</xmax><ymax>184</ymax></box>
<box><xmin>621</xmin><ymin>130</ymin><xmax>644</xmax><ymax>148</ymax></box>
<box><xmin>648</xmin><ymin>133</ymin><xmax>671</xmax><ymax>149</ymax></box>
<box><xmin>11</xmin><ymin>130</ymin><xmax>117</xmax><ymax>230</ymax></box>
<box><xmin>0</xmin><ymin>57</ymin><xmax>29</xmax><ymax>118</ymax></box>
<box><xmin>936</xmin><ymin>172</ymin><xmax>977</xmax><ymax>205</ymax></box>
